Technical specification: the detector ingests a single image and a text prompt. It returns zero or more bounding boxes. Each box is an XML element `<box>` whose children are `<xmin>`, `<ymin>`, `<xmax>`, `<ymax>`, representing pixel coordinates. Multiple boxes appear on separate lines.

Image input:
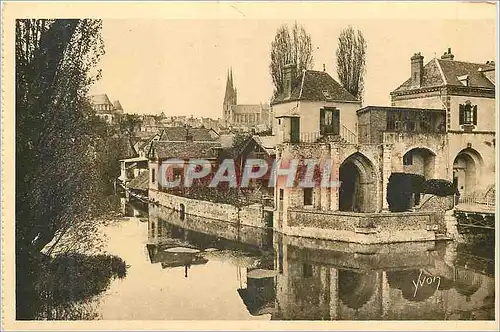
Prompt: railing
<box><xmin>283</xmin><ymin>132</ymin><xmax>322</xmax><ymax>143</ymax></box>
<box><xmin>457</xmin><ymin>194</ymin><xmax>496</xmax><ymax>208</ymax></box>
<box><xmin>341</xmin><ymin>125</ymin><xmax>358</xmax><ymax>144</ymax></box>
<box><xmin>382</xmin><ymin>131</ymin><xmax>445</xmax><ymax>145</ymax></box>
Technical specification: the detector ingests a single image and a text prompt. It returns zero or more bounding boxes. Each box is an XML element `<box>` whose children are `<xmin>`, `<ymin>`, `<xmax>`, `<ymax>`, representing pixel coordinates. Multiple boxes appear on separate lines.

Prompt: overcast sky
<box><xmin>88</xmin><ymin>3</ymin><xmax>496</xmax><ymax>118</ymax></box>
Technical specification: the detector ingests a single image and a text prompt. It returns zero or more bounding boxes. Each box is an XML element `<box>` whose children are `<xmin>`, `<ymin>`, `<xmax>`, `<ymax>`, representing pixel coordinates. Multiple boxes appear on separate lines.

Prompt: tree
<box><xmin>336</xmin><ymin>26</ymin><xmax>367</xmax><ymax>101</ymax></box>
<box><xmin>269</xmin><ymin>22</ymin><xmax>313</xmax><ymax>97</ymax></box>
<box><xmin>118</xmin><ymin>113</ymin><xmax>142</xmax><ymax>137</ymax></box>
<box><xmin>15</xmin><ymin>19</ymin><xmax>109</xmax><ymax>318</ymax></box>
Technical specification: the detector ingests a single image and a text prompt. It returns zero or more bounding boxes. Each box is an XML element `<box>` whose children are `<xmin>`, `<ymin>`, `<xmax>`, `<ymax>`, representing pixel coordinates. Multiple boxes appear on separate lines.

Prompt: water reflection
<box><xmin>141</xmin><ymin>203</ymin><xmax>494</xmax><ymax>320</ymax></box>
<box><xmin>29</xmin><ymin>253</ymin><xmax>127</xmax><ymax>320</ymax></box>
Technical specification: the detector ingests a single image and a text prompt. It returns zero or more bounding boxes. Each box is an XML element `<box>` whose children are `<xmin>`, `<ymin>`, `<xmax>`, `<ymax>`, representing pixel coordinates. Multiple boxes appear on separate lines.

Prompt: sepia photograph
<box><xmin>1</xmin><ymin>1</ymin><xmax>498</xmax><ymax>330</ymax></box>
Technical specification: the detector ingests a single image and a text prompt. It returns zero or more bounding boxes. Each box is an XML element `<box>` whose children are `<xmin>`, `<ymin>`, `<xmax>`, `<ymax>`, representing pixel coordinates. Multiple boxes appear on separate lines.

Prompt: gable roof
<box><xmin>392</xmin><ymin>58</ymin><xmax>495</xmax><ymax>94</ymax></box>
<box><xmin>90</xmin><ymin>94</ymin><xmax>112</xmax><ymax>105</ymax></box>
<box><xmin>271</xmin><ymin>70</ymin><xmax>359</xmax><ymax>105</ymax></box>
<box><xmin>151</xmin><ymin>141</ymin><xmax>221</xmax><ymax>160</ymax></box>
<box><xmin>112</xmin><ymin>100</ymin><xmax>123</xmax><ymax>110</ymax></box>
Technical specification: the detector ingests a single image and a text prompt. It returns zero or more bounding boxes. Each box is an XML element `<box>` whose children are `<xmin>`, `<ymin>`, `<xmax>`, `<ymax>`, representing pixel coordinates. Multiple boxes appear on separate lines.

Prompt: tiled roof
<box><xmin>90</xmin><ymin>94</ymin><xmax>112</xmax><ymax>105</ymax></box>
<box><xmin>152</xmin><ymin>141</ymin><xmax>221</xmax><ymax>159</ymax></box>
<box><xmin>112</xmin><ymin>100</ymin><xmax>123</xmax><ymax>110</ymax></box>
<box><xmin>271</xmin><ymin>70</ymin><xmax>359</xmax><ymax>105</ymax></box>
<box><xmin>128</xmin><ymin>171</ymin><xmax>149</xmax><ymax>191</ymax></box>
<box><xmin>392</xmin><ymin>58</ymin><xmax>495</xmax><ymax>93</ymax></box>
<box><xmin>163</xmin><ymin>127</ymin><xmax>216</xmax><ymax>141</ymax></box>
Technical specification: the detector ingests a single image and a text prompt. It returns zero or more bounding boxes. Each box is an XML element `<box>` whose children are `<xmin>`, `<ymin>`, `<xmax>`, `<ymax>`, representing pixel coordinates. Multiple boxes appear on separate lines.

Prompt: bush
<box><xmin>422</xmin><ymin>179</ymin><xmax>456</xmax><ymax>197</ymax></box>
<box><xmin>387</xmin><ymin>173</ymin><xmax>413</xmax><ymax>212</ymax></box>
<box><xmin>408</xmin><ymin>174</ymin><xmax>426</xmax><ymax>193</ymax></box>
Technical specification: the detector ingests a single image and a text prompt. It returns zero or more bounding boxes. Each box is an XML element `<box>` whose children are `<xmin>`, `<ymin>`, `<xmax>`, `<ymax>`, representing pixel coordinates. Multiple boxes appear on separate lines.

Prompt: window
<box><xmin>403</xmin><ymin>151</ymin><xmax>413</xmax><ymax>165</ymax></box>
<box><xmin>279</xmin><ymin>189</ymin><xmax>284</xmax><ymax>201</ymax></box>
<box><xmin>320</xmin><ymin>107</ymin><xmax>338</xmax><ymax>135</ymax></box>
<box><xmin>322</xmin><ymin>90</ymin><xmax>332</xmax><ymax>100</ymax></box>
<box><xmin>173</xmin><ymin>168</ymin><xmax>183</xmax><ymax>181</ymax></box>
<box><xmin>303</xmin><ymin>263</ymin><xmax>313</xmax><ymax>278</ymax></box>
<box><xmin>151</xmin><ymin>168</ymin><xmax>156</xmax><ymax>183</ymax></box>
<box><xmin>459</xmin><ymin>101</ymin><xmax>477</xmax><ymax>125</ymax></box>
<box><xmin>387</xmin><ymin>111</ymin><xmax>398</xmax><ymax>131</ymax></box>
<box><xmin>278</xmin><ymin>119</ymin><xmax>281</xmax><ymax>125</ymax></box>
<box><xmin>303</xmin><ymin>188</ymin><xmax>313</xmax><ymax>206</ymax></box>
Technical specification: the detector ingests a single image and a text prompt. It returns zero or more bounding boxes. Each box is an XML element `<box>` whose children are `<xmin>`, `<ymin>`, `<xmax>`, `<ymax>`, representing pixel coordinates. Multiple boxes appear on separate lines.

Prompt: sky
<box><xmin>88</xmin><ymin>3</ymin><xmax>497</xmax><ymax>118</ymax></box>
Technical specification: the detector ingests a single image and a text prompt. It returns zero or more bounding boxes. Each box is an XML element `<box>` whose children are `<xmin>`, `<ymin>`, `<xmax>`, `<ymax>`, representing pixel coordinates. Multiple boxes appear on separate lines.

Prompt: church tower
<box><xmin>223</xmin><ymin>68</ymin><xmax>237</xmax><ymax>123</ymax></box>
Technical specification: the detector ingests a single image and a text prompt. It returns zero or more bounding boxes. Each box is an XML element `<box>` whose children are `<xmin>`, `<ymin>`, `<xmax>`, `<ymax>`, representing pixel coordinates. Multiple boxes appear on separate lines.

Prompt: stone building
<box><xmin>271</xmin><ymin>48</ymin><xmax>496</xmax><ymax>243</ymax></box>
<box><xmin>90</xmin><ymin>93</ymin><xmax>124</xmax><ymax>124</ymax></box>
<box><xmin>389</xmin><ymin>48</ymin><xmax>496</xmax><ymax>196</ymax></box>
<box><xmin>222</xmin><ymin>69</ymin><xmax>272</xmax><ymax>131</ymax></box>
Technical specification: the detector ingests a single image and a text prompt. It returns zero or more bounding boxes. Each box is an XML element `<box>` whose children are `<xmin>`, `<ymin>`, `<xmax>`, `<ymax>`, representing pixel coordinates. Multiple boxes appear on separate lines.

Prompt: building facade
<box><xmin>90</xmin><ymin>93</ymin><xmax>124</xmax><ymax>124</ymax></box>
<box><xmin>222</xmin><ymin>69</ymin><xmax>272</xmax><ymax>131</ymax></box>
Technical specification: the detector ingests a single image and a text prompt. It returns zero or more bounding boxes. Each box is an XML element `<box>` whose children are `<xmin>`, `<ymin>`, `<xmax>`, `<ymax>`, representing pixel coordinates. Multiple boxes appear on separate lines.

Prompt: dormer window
<box><xmin>459</xmin><ymin>100</ymin><xmax>477</xmax><ymax>126</ymax></box>
<box><xmin>322</xmin><ymin>90</ymin><xmax>332</xmax><ymax>100</ymax></box>
<box><xmin>458</xmin><ymin>74</ymin><xmax>469</xmax><ymax>87</ymax></box>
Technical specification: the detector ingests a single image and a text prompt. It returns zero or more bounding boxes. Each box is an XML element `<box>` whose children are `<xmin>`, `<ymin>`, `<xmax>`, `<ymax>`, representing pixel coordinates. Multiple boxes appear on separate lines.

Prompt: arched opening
<box><xmin>453</xmin><ymin>148</ymin><xmax>483</xmax><ymax>196</ymax></box>
<box><xmin>402</xmin><ymin>148</ymin><xmax>436</xmax><ymax>179</ymax></box>
<box><xmin>179</xmin><ymin>203</ymin><xmax>186</xmax><ymax>220</ymax></box>
<box><xmin>338</xmin><ymin>269</ymin><xmax>376</xmax><ymax>310</ymax></box>
<box><xmin>339</xmin><ymin>153</ymin><xmax>377</xmax><ymax>212</ymax></box>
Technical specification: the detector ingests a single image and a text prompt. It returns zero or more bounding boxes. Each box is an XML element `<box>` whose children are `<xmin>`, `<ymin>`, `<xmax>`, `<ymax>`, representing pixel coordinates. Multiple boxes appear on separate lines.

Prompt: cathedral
<box><xmin>222</xmin><ymin>68</ymin><xmax>272</xmax><ymax>131</ymax></box>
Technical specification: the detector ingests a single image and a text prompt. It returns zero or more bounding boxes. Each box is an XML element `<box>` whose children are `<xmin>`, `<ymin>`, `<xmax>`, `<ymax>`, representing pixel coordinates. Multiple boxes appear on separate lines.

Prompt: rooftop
<box><xmin>392</xmin><ymin>57</ymin><xmax>495</xmax><ymax>95</ymax></box>
<box><xmin>151</xmin><ymin>140</ymin><xmax>221</xmax><ymax>159</ymax></box>
<box><xmin>271</xmin><ymin>70</ymin><xmax>359</xmax><ymax>105</ymax></box>
<box><xmin>90</xmin><ymin>94</ymin><xmax>113</xmax><ymax>105</ymax></box>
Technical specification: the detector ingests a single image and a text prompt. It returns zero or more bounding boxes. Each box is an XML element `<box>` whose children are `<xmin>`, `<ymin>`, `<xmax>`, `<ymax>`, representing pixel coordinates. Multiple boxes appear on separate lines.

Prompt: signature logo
<box><xmin>412</xmin><ymin>270</ymin><xmax>441</xmax><ymax>298</ymax></box>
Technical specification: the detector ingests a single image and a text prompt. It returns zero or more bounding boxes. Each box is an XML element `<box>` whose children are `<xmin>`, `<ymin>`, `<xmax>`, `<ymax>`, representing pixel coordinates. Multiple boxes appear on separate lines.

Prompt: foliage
<box><xmin>118</xmin><ymin>113</ymin><xmax>142</xmax><ymax>137</ymax></box>
<box><xmin>386</xmin><ymin>173</ymin><xmax>413</xmax><ymax>212</ymax></box>
<box><xmin>269</xmin><ymin>22</ymin><xmax>313</xmax><ymax>98</ymax></box>
<box><xmin>422</xmin><ymin>179</ymin><xmax>457</xmax><ymax>197</ymax></box>
<box><xmin>336</xmin><ymin>26</ymin><xmax>367</xmax><ymax>101</ymax></box>
<box><xmin>14</xmin><ymin>19</ymin><xmax>123</xmax><ymax>318</ymax></box>
<box><xmin>408</xmin><ymin>173</ymin><xmax>426</xmax><ymax>193</ymax></box>
<box><xmin>32</xmin><ymin>253</ymin><xmax>127</xmax><ymax>320</ymax></box>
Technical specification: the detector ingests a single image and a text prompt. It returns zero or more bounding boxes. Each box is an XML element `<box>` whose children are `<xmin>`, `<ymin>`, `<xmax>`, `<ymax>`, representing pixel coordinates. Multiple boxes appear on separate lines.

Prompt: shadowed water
<box><xmin>24</xmin><ymin>200</ymin><xmax>495</xmax><ymax>320</ymax></box>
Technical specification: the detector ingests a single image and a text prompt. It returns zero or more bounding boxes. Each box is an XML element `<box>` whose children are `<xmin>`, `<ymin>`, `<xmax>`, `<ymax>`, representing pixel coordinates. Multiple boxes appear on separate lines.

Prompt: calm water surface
<box><xmin>93</xmin><ymin>202</ymin><xmax>495</xmax><ymax>320</ymax></box>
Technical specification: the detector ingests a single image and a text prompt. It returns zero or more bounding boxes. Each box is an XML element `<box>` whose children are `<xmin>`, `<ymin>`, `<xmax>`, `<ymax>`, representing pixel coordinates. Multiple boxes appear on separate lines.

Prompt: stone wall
<box><xmin>150</xmin><ymin>205</ymin><xmax>271</xmax><ymax>249</ymax></box>
<box><xmin>283</xmin><ymin>208</ymin><xmax>443</xmax><ymax>244</ymax></box>
<box><xmin>149</xmin><ymin>189</ymin><xmax>266</xmax><ymax>228</ymax></box>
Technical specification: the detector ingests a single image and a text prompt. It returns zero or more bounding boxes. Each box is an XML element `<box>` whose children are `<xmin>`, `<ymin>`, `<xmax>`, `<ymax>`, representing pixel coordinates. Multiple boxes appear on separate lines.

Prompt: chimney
<box><xmin>283</xmin><ymin>63</ymin><xmax>297</xmax><ymax>98</ymax></box>
<box><xmin>441</xmin><ymin>47</ymin><xmax>454</xmax><ymax>60</ymax></box>
<box><xmin>410</xmin><ymin>52</ymin><xmax>424</xmax><ymax>87</ymax></box>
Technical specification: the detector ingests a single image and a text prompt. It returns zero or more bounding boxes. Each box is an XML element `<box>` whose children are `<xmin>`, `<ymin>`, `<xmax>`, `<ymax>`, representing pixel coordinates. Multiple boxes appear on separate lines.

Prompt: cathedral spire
<box><xmin>224</xmin><ymin>68</ymin><xmax>235</xmax><ymax>105</ymax></box>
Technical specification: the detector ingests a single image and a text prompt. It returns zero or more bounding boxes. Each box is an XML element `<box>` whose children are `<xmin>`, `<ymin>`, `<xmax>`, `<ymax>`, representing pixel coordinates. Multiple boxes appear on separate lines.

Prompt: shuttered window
<box><xmin>459</xmin><ymin>102</ymin><xmax>477</xmax><ymax>125</ymax></box>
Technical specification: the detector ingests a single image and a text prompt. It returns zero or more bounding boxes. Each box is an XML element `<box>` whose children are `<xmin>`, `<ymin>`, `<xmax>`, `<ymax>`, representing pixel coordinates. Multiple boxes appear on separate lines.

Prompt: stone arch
<box><xmin>339</xmin><ymin>152</ymin><xmax>377</xmax><ymax>212</ymax></box>
<box><xmin>402</xmin><ymin>147</ymin><xmax>436</xmax><ymax>179</ymax></box>
<box><xmin>338</xmin><ymin>269</ymin><xmax>377</xmax><ymax>310</ymax></box>
<box><xmin>453</xmin><ymin>148</ymin><xmax>484</xmax><ymax>196</ymax></box>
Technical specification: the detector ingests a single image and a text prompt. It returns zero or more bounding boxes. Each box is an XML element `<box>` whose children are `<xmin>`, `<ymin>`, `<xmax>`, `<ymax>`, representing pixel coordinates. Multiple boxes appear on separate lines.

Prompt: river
<box><xmin>45</xmin><ymin>199</ymin><xmax>496</xmax><ymax>320</ymax></box>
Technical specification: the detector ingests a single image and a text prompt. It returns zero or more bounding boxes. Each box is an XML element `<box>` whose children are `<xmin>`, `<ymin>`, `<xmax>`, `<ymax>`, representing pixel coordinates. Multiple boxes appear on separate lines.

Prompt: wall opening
<box><xmin>338</xmin><ymin>153</ymin><xmax>377</xmax><ymax>212</ymax></box>
<box><xmin>402</xmin><ymin>148</ymin><xmax>436</xmax><ymax>179</ymax></box>
<box><xmin>453</xmin><ymin>148</ymin><xmax>483</xmax><ymax>196</ymax></box>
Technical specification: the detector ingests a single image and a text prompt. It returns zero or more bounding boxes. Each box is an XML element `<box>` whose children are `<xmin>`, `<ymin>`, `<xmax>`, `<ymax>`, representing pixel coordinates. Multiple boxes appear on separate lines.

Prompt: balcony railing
<box><xmin>383</xmin><ymin>131</ymin><xmax>445</xmax><ymax>145</ymax></box>
<box><xmin>283</xmin><ymin>132</ymin><xmax>322</xmax><ymax>143</ymax></box>
<box><xmin>457</xmin><ymin>194</ymin><xmax>496</xmax><ymax>208</ymax></box>
<box><xmin>341</xmin><ymin>125</ymin><xmax>358</xmax><ymax>144</ymax></box>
